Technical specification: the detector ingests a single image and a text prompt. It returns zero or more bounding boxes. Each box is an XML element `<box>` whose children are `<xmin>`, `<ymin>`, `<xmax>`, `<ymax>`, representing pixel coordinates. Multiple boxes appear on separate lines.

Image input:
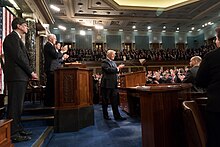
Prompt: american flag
<box><xmin>0</xmin><ymin>7</ymin><xmax>14</xmax><ymax>93</ymax></box>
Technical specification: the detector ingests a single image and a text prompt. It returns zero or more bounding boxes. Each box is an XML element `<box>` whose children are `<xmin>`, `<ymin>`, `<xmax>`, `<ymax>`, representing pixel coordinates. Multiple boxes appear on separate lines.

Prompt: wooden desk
<box><xmin>125</xmin><ymin>83</ymin><xmax>191</xmax><ymax>147</ymax></box>
<box><xmin>118</xmin><ymin>71</ymin><xmax>146</xmax><ymax>113</ymax></box>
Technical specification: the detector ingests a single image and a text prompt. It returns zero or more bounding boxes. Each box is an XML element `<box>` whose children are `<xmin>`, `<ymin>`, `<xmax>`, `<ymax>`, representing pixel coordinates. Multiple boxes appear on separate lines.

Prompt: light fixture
<box><xmin>80</xmin><ymin>30</ymin><xmax>86</xmax><ymax>35</ymax></box>
<box><xmin>96</xmin><ymin>2</ymin><xmax>101</xmax><ymax>6</ymax></box>
<box><xmin>119</xmin><ymin>29</ymin><xmax>123</xmax><ymax>32</ymax></box>
<box><xmin>132</xmin><ymin>25</ymin><xmax>136</xmax><ymax>29</ymax></box>
<box><xmin>58</xmin><ymin>25</ymin><xmax>66</xmax><ymax>30</ymax></box>
<box><xmin>147</xmin><ymin>26</ymin><xmax>151</xmax><ymax>30</ymax></box>
<box><xmin>50</xmin><ymin>5</ymin><xmax>60</xmax><ymax>12</ymax></box>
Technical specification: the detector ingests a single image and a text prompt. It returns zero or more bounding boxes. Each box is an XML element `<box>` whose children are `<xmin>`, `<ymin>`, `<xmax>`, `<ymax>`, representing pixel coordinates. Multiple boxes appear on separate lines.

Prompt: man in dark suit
<box><xmin>182</xmin><ymin>56</ymin><xmax>204</xmax><ymax>92</ymax></box>
<box><xmin>101</xmin><ymin>50</ymin><xmax>126</xmax><ymax>120</ymax></box>
<box><xmin>43</xmin><ymin>34</ymin><xmax>69</xmax><ymax>107</ymax></box>
<box><xmin>196</xmin><ymin>27</ymin><xmax>220</xmax><ymax>147</ymax></box>
<box><xmin>3</xmin><ymin>17</ymin><xmax>38</xmax><ymax>142</ymax></box>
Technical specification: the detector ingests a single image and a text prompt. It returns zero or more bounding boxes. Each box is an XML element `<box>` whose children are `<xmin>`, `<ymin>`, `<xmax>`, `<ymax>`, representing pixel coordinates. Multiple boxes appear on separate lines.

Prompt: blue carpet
<box><xmin>47</xmin><ymin>105</ymin><xmax>142</xmax><ymax>147</ymax></box>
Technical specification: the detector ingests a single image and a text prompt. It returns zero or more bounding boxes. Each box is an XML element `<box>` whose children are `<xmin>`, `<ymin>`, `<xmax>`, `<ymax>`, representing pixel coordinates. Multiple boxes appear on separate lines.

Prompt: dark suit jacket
<box><xmin>100</xmin><ymin>59</ymin><xmax>119</xmax><ymax>89</ymax></box>
<box><xmin>196</xmin><ymin>48</ymin><xmax>220</xmax><ymax>112</ymax></box>
<box><xmin>182</xmin><ymin>66</ymin><xmax>204</xmax><ymax>92</ymax></box>
<box><xmin>3</xmin><ymin>31</ymin><xmax>32</xmax><ymax>82</ymax></box>
<box><xmin>43</xmin><ymin>42</ymin><xmax>63</xmax><ymax>73</ymax></box>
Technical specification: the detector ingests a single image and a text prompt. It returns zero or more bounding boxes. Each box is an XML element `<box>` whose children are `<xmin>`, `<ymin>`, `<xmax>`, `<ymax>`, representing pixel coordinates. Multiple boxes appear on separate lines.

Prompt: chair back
<box><xmin>182</xmin><ymin>100</ymin><xmax>207</xmax><ymax>147</ymax></box>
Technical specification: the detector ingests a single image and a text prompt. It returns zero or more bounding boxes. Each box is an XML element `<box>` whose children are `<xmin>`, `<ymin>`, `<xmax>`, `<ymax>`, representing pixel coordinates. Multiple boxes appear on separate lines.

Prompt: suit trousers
<box><xmin>7</xmin><ymin>81</ymin><xmax>28</xmax><ymax>135</ymax></box>
<box><xmin>45</xmin><ymin>72</ymin><xmax>55</xmax><ymax>107</ymax></box>
<box><xmin>101</xmin><ymin>88</ymin><xmax>120</xmax><ymax>118</ymax></box>
<box><xmin>206</xmin><ymin>111</ymin><xmax>220</xmax><ymax>147</ymax></box>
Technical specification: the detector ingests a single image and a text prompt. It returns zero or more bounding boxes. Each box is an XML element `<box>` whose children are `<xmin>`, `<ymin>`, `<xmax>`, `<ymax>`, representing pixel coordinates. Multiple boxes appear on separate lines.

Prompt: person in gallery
<box><xmin>100</xmin><ymin>50</ymin><xmax>126</xmax><ymax>120</ymax></box>
<box><xmin>3</xmin><ymin>17</ymin><xmax>38</xmax><ymax>142</ymax></box>
<box><xmin>196</xmin><ymin>27</ymin><xmax>220</xmax><ymax>147</ymax></box>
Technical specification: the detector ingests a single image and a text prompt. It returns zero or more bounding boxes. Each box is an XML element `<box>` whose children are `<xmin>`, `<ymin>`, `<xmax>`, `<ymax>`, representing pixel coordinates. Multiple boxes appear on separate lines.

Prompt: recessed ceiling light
<box><xmin>96</xmin><ymin>2</ymin><xmax>101</xmax><ymax>6</ymax></box>
<box><xmin>50</xmin><ymin>5</ymin><xmax>60</xmax><ymax>12</ymax></box>
<box><xmin>78</xmin><ymin>2</ymin><xmax>83</xmax><ymax>6</ymax></box>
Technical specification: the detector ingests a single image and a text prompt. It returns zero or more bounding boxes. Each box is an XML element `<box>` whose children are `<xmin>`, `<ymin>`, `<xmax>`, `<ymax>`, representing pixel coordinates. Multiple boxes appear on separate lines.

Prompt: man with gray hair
<box><xmin>43</xmin><ymin>34</ymin><xmax>68</xmax><ymax>107</ymax></box>
<box><xmin>100</xmin><ymin>50</ymin><xmax>126</xmax><ymax>120</ymax></box>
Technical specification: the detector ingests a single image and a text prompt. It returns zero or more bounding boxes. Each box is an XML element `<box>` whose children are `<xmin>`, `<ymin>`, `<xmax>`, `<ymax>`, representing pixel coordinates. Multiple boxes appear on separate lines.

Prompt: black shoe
<box><xmin>11</xmin><ymin>135</ymin><xmax>31</xmax><ymax>143</ymax></box>
<box><xmin>115</xmin><ymin>116</ymin><xmax>126</xmax><ymax>121</ymax></box>
<box><xmin>19</xmin><ymin>130</ymin><xmax>32</xmax><ymax>136</ymax></box>
<box><xmin>104</xmin><ymin>116</ymin><xmax>111</xmax><ymax>120</ymax></box>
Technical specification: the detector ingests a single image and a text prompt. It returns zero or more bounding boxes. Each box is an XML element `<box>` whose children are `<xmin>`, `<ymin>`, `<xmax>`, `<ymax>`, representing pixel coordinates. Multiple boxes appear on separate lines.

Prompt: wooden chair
<box><xmin>182</xmin><ymin>100</ymin><xmax>207</xmax><ymax>147</ymax></box>
<box><xmin>25</xmin><ymin>80</ymin><xmax>45</xmax><ymax>104</ymax></box>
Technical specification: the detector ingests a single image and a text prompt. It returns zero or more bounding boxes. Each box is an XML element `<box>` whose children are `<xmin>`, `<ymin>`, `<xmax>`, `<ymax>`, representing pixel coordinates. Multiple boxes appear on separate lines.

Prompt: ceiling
<box><xmin>11</xmin><ymin>0</ymin><xmax>220</xmax><ymax>33</ymax></box>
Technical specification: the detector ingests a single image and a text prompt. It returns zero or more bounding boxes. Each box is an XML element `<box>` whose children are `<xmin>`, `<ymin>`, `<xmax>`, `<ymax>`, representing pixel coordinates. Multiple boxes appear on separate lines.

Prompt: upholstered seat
<box><xmin>182</xmin><ymin>100</ymin><xmax>207</xmax><ymax>147</ymax></box>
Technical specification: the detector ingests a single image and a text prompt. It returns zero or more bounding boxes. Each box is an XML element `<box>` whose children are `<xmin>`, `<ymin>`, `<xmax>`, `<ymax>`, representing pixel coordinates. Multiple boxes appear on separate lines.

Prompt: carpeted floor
<box><xmin>47</xmin><ymin>104</ymin><xmax>141</xmax><ymax>147</ymax></box>
<box><xmin>13</xmin><ymin>104</ymin><xmax>142</xmax><ymax>147</ymax></box>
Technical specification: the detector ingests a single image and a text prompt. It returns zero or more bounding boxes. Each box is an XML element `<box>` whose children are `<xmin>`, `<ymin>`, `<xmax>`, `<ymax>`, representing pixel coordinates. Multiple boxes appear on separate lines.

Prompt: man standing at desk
<box><xmin>101</xmin><ymin>50</ymin><xmax>126</xmax><ymax>120</ymax></box>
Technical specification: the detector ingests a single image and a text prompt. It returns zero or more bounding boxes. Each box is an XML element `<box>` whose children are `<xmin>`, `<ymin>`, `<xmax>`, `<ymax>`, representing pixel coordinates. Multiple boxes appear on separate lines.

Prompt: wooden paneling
<box><xmin>0</xmin><ymin>119</ymin><xmax>13</xmax><ymax>147</ymax></box>
<box><xmin>119</xmin><ymin>71</ymin><xmax>146</xmax><ymax>87</ymax></box>
<box><xmin>54</xmin><ymin>67</ymin><xmax>94</xmax><ymax>132</ymax></box>
<box><xmin>55</xmin><ymin>68</ymin><xmax>93</xmax><ymax>109</ymax></box>
<box><xmin>127</xmin><ymin>83</ymin><xmax>192</xmax><ymax>147</ymax></box>
<box><xmin>119</xmin><ymin>71</ymin><xmax>146</xmax><ymax>113</ymax></box>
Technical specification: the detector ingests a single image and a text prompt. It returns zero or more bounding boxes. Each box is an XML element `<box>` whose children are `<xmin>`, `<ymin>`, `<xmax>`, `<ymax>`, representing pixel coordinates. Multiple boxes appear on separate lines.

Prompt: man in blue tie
<box><xmin>100</xmin><ymin>50</ymin><xmax>126</xmax><ymax>120</ymax></box>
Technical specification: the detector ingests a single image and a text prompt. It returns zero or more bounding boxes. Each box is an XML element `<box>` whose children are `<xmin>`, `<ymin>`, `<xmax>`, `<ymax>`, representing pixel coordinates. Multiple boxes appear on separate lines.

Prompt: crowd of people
<box><xmin>65</xmin><ymin>44</ymin><xmax>215</xmax><ymax>62</ymax></box>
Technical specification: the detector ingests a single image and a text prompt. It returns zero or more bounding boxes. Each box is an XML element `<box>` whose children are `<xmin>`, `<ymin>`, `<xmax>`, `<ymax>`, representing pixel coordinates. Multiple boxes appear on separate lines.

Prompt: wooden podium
<box><xmin>126</xmin><ymin>83</ymin><xmax>191</xmax><ymax>147</ymax></box>
<box><xmin>118</xmin><ymin>71</ymin><xmax>146</xmax><ymax>114</ymax></box>
<box><xmin>54</xmin><ymin>67</ymin><xmax>94</xmax><ymax>132</ymax></box>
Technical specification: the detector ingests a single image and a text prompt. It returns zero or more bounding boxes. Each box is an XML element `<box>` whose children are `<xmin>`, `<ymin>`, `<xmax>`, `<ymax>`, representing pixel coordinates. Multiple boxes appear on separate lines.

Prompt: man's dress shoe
<box><xmin>11</xmin><ymin>135</ymin><xmax>31</xmax><ymax>143</ymax></box>
<box><xmin>114</xmin><ymin>116</ymin><xmax>126</xmax><ymax>121</ymax></box>
<box><xmin>19</xmin><ymin>130</ymin><xmax>32</xmax><ymax>136</ymax></box>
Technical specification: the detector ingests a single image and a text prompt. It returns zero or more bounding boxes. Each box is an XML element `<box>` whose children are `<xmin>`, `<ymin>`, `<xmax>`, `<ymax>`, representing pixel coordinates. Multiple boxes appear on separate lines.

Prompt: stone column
<box><xmin>25</xmin><ymin>18</ymin><xmax>36</xmax><ymax>71</ymax></box>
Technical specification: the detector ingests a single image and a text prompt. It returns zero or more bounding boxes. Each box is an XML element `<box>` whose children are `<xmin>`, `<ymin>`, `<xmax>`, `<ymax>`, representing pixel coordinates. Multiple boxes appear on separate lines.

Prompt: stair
<box><xmin>21</xmin><ymin>101</ymin><xmax>54</xmax><ymax>127</ymax></box>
